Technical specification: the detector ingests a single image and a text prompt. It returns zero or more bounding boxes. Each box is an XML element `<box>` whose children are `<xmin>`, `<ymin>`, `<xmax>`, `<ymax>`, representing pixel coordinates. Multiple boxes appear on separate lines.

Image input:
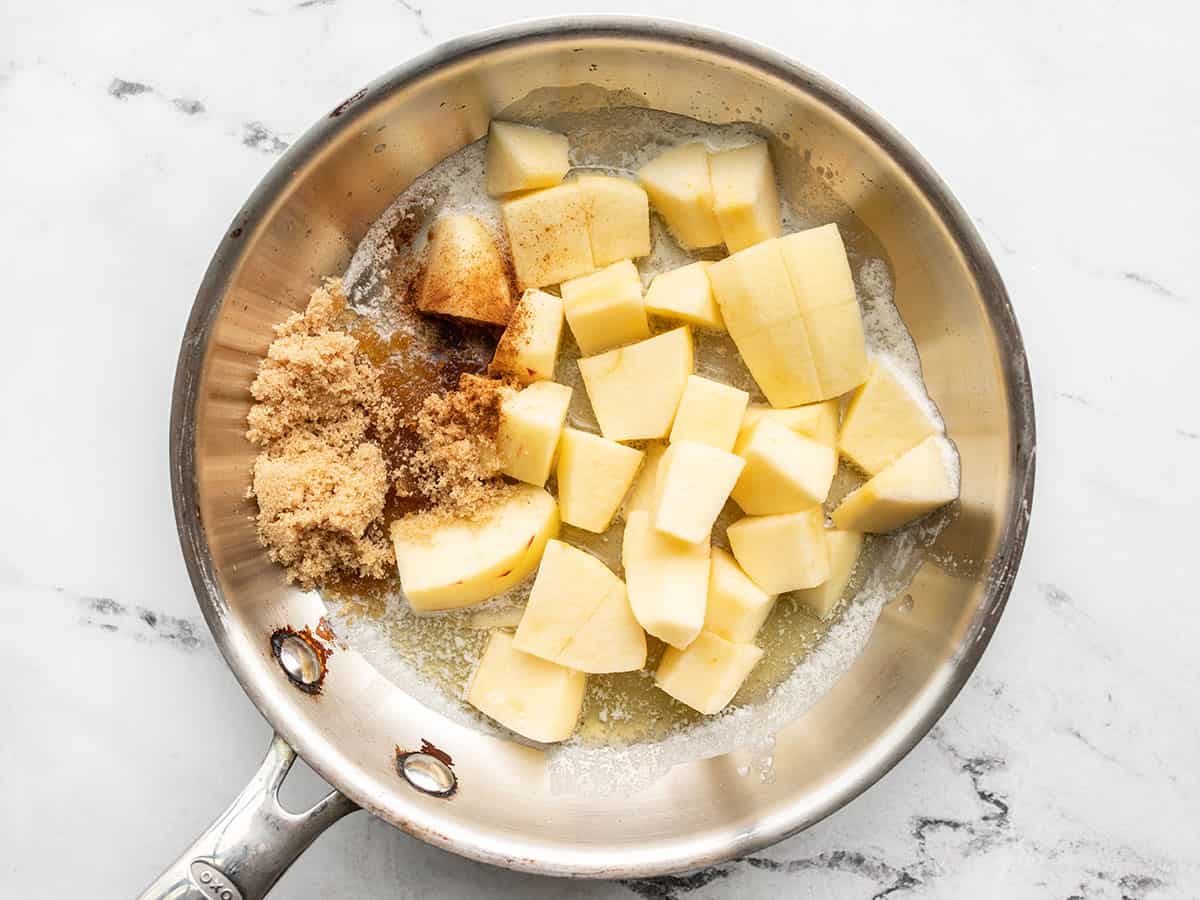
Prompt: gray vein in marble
<box><xmin>72</xmin><ymin>591</ymin><xmax>209</xmax><ymax>651</ymax></box>
<box><xmin>108</xmin><ymin>77</ymin><xmax>152</xmax><ymax>99</ymax></box>
<box><xmin>1176</xmin><ymin>428</ymin><xmax>1198</xmax><ymax>440</ymax></box>
<box><xmin>172</xmin><ymin>96</ymin><xmax>206</xmax><ymax>115</ymax></box>
<box><xmin>242</xmin><ymin>120</ymin><xmax>290</xmax><ymax>154</ymax></box>
<box><xmin>1120</xmin><ymin>271</ymin><xmax>1183</xmax><ymax>302</ymax></box>
<box><xmin>294</xmin><ymin>0</ymin><xmax>337</xmax><ymax>7</ymax></box>
<box><xmin>1063</xmin><ymin>726</ymin><xmax>1123</xmax><ymax>767</ymax></box>
<box><xmin>971</xmin><ymin>216</ymin><xmax>1016</xmax><ymax>256</ymax></box>
<box><xmin>1059</xmin><ymin>392</ymin><xmax>1091</xmax><ymax>407</ymax></box>
<box><xmin>397</xmin><ymin>0</ymin><xmax>432</xmax><ymax>37</ymax></box>
<box><xmin>1037</xmin><ymin>581</ymin><xmax>1073</xmax><ymax>608</ymax></box>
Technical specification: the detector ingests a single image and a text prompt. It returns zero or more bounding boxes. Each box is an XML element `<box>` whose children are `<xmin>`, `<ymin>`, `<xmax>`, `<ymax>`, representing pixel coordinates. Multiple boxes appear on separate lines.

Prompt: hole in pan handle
<box><xmin>136</xmin><ymin>734</ymin><xmax>359</xmax><ymax>900</ymax></box>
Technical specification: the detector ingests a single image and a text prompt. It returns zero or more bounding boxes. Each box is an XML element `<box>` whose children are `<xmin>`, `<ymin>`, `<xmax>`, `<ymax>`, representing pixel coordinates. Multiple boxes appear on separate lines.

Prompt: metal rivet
<box><xmin>398</xmin><ymin>752</ymin><xmax>457</xmax><ymax>797</ymax></box>
<box><xmin>276</xmin><ymin>634</ymin><xmax>321</xmax><ymax>686</ymax></box>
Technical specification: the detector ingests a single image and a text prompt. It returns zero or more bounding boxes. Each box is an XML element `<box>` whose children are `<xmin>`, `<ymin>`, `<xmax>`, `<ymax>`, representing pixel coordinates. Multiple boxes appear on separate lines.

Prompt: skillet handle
<box><xmin>137</xmin><ymin>733</ymin><xmax>359</xmax><ymax>900</ymax></box>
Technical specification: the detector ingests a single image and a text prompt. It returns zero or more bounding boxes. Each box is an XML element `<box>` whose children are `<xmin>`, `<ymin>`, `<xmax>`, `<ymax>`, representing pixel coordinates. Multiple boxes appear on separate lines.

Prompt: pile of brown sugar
<box><xmin>247</xmin><ymin>279</ymin><xmax>518</xmax><ymax>588</ymax></box>
<box><xmin>246</xmin><ymin>279</ymin><xmax>397</xmax><ymax>588</ymax></box>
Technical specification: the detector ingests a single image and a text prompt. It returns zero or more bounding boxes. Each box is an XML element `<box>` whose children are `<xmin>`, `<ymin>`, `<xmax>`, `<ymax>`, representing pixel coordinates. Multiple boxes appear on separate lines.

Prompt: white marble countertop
<box><xmin>2</xmin><ymin>2</ymin><xmax>1197</xmax><ymax>897</ymax></box>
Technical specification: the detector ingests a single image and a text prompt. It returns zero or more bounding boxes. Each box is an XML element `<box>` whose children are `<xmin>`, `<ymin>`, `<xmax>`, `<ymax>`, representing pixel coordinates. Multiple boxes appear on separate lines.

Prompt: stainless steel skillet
<box><xmin>145</xmin><ymin>17</ymin><xmax>1035</xmax><ymax>899</ymax></box>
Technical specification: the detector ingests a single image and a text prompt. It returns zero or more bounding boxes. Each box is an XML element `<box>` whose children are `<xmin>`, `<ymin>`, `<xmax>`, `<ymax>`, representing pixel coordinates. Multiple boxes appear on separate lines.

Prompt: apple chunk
<box><xmin>502</xmin><ymin>183</ymin><xmax>594</xmax><ymax>289</ymax></box>
<box><xmin>739</xmin><ymin>399</ymin><xmax>839</xmax><ymax>448</ymax></box>
<box><xmin>577</xmin><ymin>327</ymin><xmax>694</xmax><ymax>441</ymax></box>
<box><xmin>560</xmin><ymin>259</ymin><xmax>650</xmax><ymax>355</ymax></box>
<box><xmin>637</xmin><ymin>142</ymin><xmax>722</xmax><ymax>249</ymax></box>
<box><xmin>622</xmin><ymin>510</ymin><xmax>709</xmax><ymax>649</ymax></box>
<box><xmin>832</xmin><ymin>435</ymin><xmax>960</xmax><ymax>533</ymax></box>
<box><xmin>577</xmin><ymin>173</ymin><xmax>651</xmax><ymax>266</ymax></box>
<box><xmin>669</xmin><ymin>375</ymin><xmax>749</xmax><ymax>453</ymax></box>
<box><xmin>555</xmin><ymin>427</ymin><xmax>644</xmax><ymax>533</ymax></box>
<box><xmin>497</xmin><ymin>381</ymin><xmax>572</xmax><ymax>487</ymax></box>
<box><xmin>513</xmin><ymin>540</ymin><xmax>646</xmax><ymax>673</ymax></box>
<box><xmin>651</xmin><ymin>441</ymin><xmax>745</xmax><ymax>545</ymax></box>
<box><xmin>794</xmin><ymin>530</ymin><xmax>863</xmax><ymax>620</ymax></box>
<box><xmin>485</xmin><ymin>121</ymin><xmax>569</xmax><ymax>196</ymax></box>
<box><xmin>644</xmin><ymin>261</ymin><xmax>724</xmax><ymax>330</ymax></box>
<box><xmin>416</xmin><ymin>214</ymin><xmax>514</xmax><ymax>326</ymax></box>
<box><xmin>655</xmin><ymin>631</ymin><xmax>763</xmax><ymax>715</ymax></box>
<box><xmin>726</xmin><ymin>508</ymin><xmax>830</xmax><ymax>594</ymax></box>
<box><xmin>467</xmin><ymin>630</ymin><xmax>584</xmax><ymax>743</ymax></box>
<box><xmin>709</xmin><ymin>141</ymin><xmax>781</xmax><ymax>252</ymax></box>
<box><xmin>621</xmin><ymin>440</ymin><xmax>667</xmax><ymax>520</ymax></box>
<box><xmin>838</xmin><ymin>357</ymin><xmax>941</xmax><ymax>475</ymax></box>
<box><xmin>731</xmin><ymin>418</ymin><xmax>837</xmax><ymax>515</ymax></box>
<box><xmin>391</xmin><ymin>485</ymin><xmax>559</xmax><ymax>611</ymax></box>
<box><xmin>705</xmin><ymin>548</ymin><xmax>776</xmax><ymax>643</ymax></box>
<box><xmin>490</xmin><ymin>289</ymin><xmax>564</xmax><ymax>384</ymax></box>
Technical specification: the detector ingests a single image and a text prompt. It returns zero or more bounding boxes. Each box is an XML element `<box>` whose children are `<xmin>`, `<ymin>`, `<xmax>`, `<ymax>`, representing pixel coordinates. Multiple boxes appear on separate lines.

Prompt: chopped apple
<box><xmin>731</xmin><ymin>418</ymin><xmax>837</xmax><ymax>515</ymax></box>
<box><xmin>794</xmin><ymin>530</ymin><xmax>863</xmax><ymax>619</ymax></box>
<box><xmin>669</xmin><ymin>375</ymin><xmax>749</xmax><ymax>452</ymax></box>
<box><xmin>513</xmin><ymin>540</ymin><xmax>646</xmax><ymax>673</ymax></box>
<box><xmin>643</xmin><ymin>261</ymin><xmax>724</xmax><ymax>330</ymax></box>
<box><xmin>577</xmin><ymin>173</ymin><xmax>651</xmax><ymax>266</ymax></box>
<box><xmin>740</xmin><ymin>399</ymin><xmax>840</xmax><ymax>447</ymax></box>
<box><xmin>726</xmin><ymin>508</ymin><xmax>830</xmax><ymax>594</ymax></box>
<box><xmin>778</xmin><ymin>223</ymin><xmax>856</xmax><ymax>311</ymax></box>
<box><xmin>502</xmin><ymin>183</ymin><xmax>594</xmax><ymax>289</ymax></box>
<box><xmin>838</xmin><ymin>357</ymin><xmax>941</xmax><ymax>475</ymax></box>
<box><xmin>577</xmin><ymin>327</ymin><xmax>694</xmax><ymax>441</ymax></box>
<box><xmin>709</xmin><ymin>141</ymin><xmax>781</xmax><ymax>252</ymax></box>
<box><xmin>467</xmin><ymin>630</ymin><xmax>584</xmax><ymax>743</ymax></box>
<box><xmin>655</xmin><ymin>631</ymin><xmax>763</xmax><ymax>715</ymax></box>
<box><xmin>555</xmin><ymin>427</ymin><xmax>644</xmax><ymax>533</ymax></box>
<box><xmin>622</xmin><ymin>510</ymin><xmax>709</xmax><ymax>649</ymax></box>
<box><xmin>497</xmin><ymin>381</ymin><xmax>572</xmax><ymax>487</ymax></box>
<box><xmin>832</xmin><ymin>435</ymin><xmax>959</xmax><ymax>532</ymax></box>
<box><xmin>621</xmin><ymin>440</ymin><xmax>667</xmax><ymax>519</ymax></box>
<box><xmin>490</xmin><ymin>289</ymin><xmax>564</xmax><ymax>384</ymax></box>
<box><xmin>705</xmin><ymin>547</ymin><xmax>776</xmax><ymax>642</ymax></box>
<box><xmin>559</xmin><ymin>259</ymin><xmax>651</xmax><ymax>355</ymax></box>
<box><xmin>415</xmin><ymin>214</ymin><xmax>514</xmax><ymax>326</ymax></box>
<box><xmin>805</xmin><ymin>302</ymin><xmax>868</xmax><ymax>399</ymax></box>
<box><xmin>485</xmin><ymin>121</ymin><xmax>570</xmax><ymax>196</ymax></box>
<box><xmin>651</xmin><ymin>441</ymin><xmax>745</xmax><ymax>545</ymax></box>
<box><xmin>392</xmin><ymin>485</ymin><xmax>559</xmax><ymax>611</ymax></box>
<box><xmin>637</xmin><ymin>143</ymin><xmax>722</xmax><ymax>249</ymax></box>
<box><xmin>707</xmin><ymin>238</ymin><xmax>799</xmax><ymax>335</ymax></box>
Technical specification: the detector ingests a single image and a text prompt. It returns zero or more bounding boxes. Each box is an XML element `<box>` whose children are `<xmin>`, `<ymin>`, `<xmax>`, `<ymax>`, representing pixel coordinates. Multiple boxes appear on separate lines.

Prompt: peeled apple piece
<box><xmin>513</xmin><ymin>540</ymin><xmax>646</xmax><ymax>674</ymax></box>
<box><xmin>559</xmin><ymin>260</ymin><xmax>651</xmax><ymax>356</ymax></box>
<box><xmin>709</xmin><ymin>141</ymin><xmax>782</xmax><ymax>252</ymax></box>
<box><xmin>555</xmin><ymin>427</ymin><xmax>644</xmax><ymax>533</ymax></box>
<box><xmin>669</xmin><ymin>374</ymin><xmax>750</xmax><ymax>453</ymax></box>
<box><xmin>739</xmin><ymin>399</ymin><xmax>840</xmax><ymax>448</ymax></box>
<box><xmin>731</xmin><ymin>418</ymin><xmax>837</xmax><ymax>515</ymax></box>
<box><xmin>467</xmin><ymin>630</ymin><xmax>584</xmax><ymax>743</ymax></box>
<box><xmin>490</xmin><ymin>289</ymin><xmax>564</xmax><ymax>384</ymax></box>
<box><xmin>391</xmin><ymin>485</ymin><xmax>559</xmax><ymax>611</ymax></box>
<box><xmin>655</xmin><ymin>631</ymin><xmax>763</xmax><ymax>715</ymax></box>
<box><xmin>622</xmin><ymin>510</ymin><xmax>709</xmax><ymax>649</ymax></box>
<box><xmin>644</xmin><ymin>261</ymin><xmax>724</xmax><ymax>330</ymax></box>
<box><xmin>705</xmin><ymin>548</ymin><xmax>776</xmax><ymax>643</ymax></box>
<box><xmin>577</xmin><ymin>173</ymin><xmax>651</xmax><ymax>266</ymax></box>
<box><xmin>497</xmin><ymin>380</ymin><xmax>572</xmax><ymax>487</ymax></box>
<box><xmin>502</xmin><ymin>183</ymin><xmax>595</xmax><ymax>289</ymax></box>
<box><xmin>637</xmin><ymin>143</ymin><xmax>723</xmax><ymax>249</ymax></box>
<box><xmin>577</xmin><ymin>327</ymin><xmax>694</xmax><ymax>442</ymax></box>
<box><xmin>651</xmin><ymin>441</ymin><xmax>745</xmax><ymax>545</ymax></box>
<box><xmin>621</xmin><ymin>440</ymin><xmax>667</xmax><ymax>520</ymax></box>
<box><xmin>485</xmin><ymin>121</ymin><xmax>570</xmax><ymax>196</ymax></box>
<box><xmin>832</xmin><ymin>435</ymin><xmax>960</xmax><ymax>533</ymax></box>
<box><xmin>778</xmin><ymin>224</ymin><xmax>857</xmax><ymax>312</ymax></box>
<box><xmin>794</xmin><ymin>530</ymin><xmax>863</xmax><ymax>620</ymax></box>
<box><xmin>838</xmin><ymin>357</ymin><xmax>941</xmax><ymax>475</ymax></box>
<box><xmin>726</xmin><ymin>508</ymin><xmax>830</xmax><ymax>594</ymax></box>
<box><xmin>415</xmin><ymin>214</ymin><xmax>514</xmax><ymax>326</ymax></box>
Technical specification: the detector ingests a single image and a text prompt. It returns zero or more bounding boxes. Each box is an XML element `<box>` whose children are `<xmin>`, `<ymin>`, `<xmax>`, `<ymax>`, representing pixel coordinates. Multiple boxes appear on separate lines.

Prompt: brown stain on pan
<box><xmin>270</xmin><ymin>624</ymin><xmax>334</xmax><ymax>695</ymax></box>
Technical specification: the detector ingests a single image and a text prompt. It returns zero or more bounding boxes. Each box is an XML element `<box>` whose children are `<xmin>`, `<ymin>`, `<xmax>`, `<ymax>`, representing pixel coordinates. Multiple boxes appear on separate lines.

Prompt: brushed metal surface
<box><xmin>169</xmin><ymin>17</ymin><xmax>1034</xmax><ymax>879</ymax></box>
